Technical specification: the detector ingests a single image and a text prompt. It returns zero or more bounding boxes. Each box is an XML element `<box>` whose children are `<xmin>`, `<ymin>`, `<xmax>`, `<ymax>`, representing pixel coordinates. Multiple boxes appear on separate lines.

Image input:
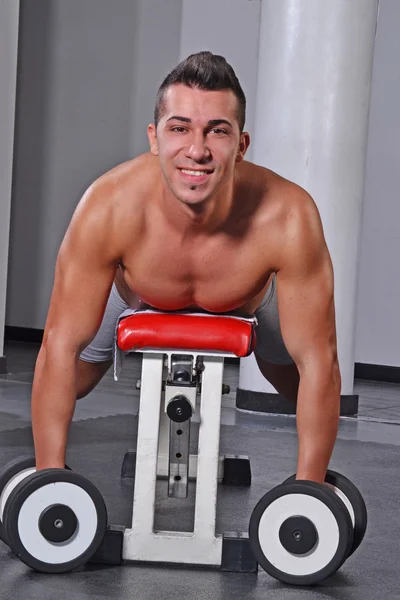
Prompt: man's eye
<box><xmin>171</xmin><ymin>127</ymin><xmax>186</xmax><ymax>133</ymax></box>
<box><xmin>211</xmin><ymin>128</ymin><xmax>227</xmax><ymax>135</ymax></box>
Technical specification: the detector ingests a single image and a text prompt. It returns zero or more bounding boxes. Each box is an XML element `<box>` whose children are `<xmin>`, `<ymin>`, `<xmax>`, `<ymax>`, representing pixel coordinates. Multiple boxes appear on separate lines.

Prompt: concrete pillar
<box><xmin>237</xmin><ymin>0</ymin><xmax>379</xmax><ymax>416</ymax></box>
<box><xmin>0</xmin><ymin>0</ymin><xmax>20</xmax><ymax>372</ymax></box>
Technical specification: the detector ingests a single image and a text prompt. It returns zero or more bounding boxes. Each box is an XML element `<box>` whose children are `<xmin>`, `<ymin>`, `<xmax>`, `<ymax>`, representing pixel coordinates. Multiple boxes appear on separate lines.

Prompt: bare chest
<box><xmin>119</xmin><ymin>234</ymin><xmax>272</xmax><ymax>314</ymax></box>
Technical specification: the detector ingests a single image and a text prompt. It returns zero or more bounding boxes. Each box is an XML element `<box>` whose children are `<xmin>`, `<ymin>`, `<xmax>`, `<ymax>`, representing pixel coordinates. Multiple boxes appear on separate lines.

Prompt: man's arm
<box><xmin>32</xmin><ymin>184</ymin><xmax>120</xmax><ymax>470</ymax></box>
<box><xmin>275</xmin><ymin>190</ymin><xmax>341</xmax><ymax>484</ymax></box>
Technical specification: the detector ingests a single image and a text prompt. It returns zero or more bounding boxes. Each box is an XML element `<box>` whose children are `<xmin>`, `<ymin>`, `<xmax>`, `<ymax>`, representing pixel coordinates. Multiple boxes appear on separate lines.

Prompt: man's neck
<box><xmin>158</xmin><ymin>179</ymin><xmax>236</xmax><ymax>236</ymax></box>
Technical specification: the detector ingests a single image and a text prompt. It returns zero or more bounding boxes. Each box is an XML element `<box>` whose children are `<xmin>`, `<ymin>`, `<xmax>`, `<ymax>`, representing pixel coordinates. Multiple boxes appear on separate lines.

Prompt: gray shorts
<box><xmin>80</xmin><ymin>276</ymin><xmax>293</xmax><ymax>365</ymax></box>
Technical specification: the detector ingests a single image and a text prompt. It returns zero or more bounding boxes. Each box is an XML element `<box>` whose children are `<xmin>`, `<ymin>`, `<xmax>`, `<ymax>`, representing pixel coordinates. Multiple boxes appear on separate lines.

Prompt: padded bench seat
<box><xmin>117</xmin><ymin>311</ymin><xmax>257</xmax><ymax>357</ymax></box>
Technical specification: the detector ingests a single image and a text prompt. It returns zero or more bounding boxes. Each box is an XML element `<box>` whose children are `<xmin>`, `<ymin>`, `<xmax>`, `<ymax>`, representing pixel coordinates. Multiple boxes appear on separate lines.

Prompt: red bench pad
<box><xmin>117</xmin><ymin>312</ymin><xmax>256</xmax><ymax>357</ymax></box>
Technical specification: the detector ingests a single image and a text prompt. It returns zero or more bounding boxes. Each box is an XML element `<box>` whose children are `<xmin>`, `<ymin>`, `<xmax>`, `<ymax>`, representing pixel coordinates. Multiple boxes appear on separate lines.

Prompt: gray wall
<box><xmin>129</xmin><ymin>0</ymin><xmax>183</xmax><ymax>156</ymax></box>
<box><xmin>6</xmin><ymin>0</ymin><xmax>181</xmax><ymax>329</ymax></box>
<box><xmin>355</xmin><ymin>0</ymin><xmax>400</xmax><ymax>367</ymax></box>
<box><xmin>0</xmin><ymin>0</ymin><xmax>20</xmax><ymax>356</ymax></box>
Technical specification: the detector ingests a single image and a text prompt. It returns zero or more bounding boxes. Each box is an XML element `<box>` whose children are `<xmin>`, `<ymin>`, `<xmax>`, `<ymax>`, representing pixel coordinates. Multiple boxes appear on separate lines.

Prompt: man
<box><xmin>32</xmin><ymin>51</ymin><xmax>341</xmax><ymax>484</ymax></box>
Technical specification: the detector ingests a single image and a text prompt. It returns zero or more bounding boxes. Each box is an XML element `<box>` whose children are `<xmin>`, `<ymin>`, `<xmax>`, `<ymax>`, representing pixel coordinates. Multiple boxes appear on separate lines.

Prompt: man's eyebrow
<box><xmin>207</xmin><ymin>119</ymin><xmax>233</xmax><ymax>128</ymax></box>
<box><xmin>166</xmin><ymin>116</ymin><xmax>191</xmax><ymax>123</ymax></box>
<box><xmin>166</xmin><ymin>116</ymin><xmax>233</xmax><ymax>128</ymax></box>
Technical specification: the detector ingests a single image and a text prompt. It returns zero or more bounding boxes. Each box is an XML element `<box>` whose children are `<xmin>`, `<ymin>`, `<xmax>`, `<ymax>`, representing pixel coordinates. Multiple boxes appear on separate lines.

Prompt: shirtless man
<box><xmin>31</xmin><ymin>51</ymin><xmax>341</xmax><ymax>484</ymax></box>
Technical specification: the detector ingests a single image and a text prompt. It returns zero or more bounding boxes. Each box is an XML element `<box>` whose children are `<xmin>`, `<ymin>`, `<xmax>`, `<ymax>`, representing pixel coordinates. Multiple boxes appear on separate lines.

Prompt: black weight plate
<box><xmin>3</xmin><ymin>468</ymin><xmax>106</xmax><ymax>573</ymax></box>
<box><xmin>0</xmin><ymin>457</ymin><xmax>37</xmax><ymax>545</ymax></box>
<box><xmin>249</xmin><ymin>480</ymin><xmax>353</xmax><ymax>586</ymax></box>
<box><xmin>324</xmin><ymin>470</ymin><xmax>367</xmax><ymax>556</ymax></box>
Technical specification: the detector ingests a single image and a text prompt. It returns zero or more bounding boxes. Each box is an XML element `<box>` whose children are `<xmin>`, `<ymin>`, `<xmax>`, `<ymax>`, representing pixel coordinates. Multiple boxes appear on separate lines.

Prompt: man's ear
<box><xmin>236</xmin><ymin>132</ymin><xmax>250</xmax><ymax>162</ymax></box>
<box><xmin>147</xmin><ymin>123</ymin><xmax>159</xmax><ymax>156</ymax></box>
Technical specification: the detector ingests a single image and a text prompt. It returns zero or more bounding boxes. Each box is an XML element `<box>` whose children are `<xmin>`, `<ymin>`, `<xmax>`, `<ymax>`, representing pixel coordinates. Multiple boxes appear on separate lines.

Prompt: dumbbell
<box><xmin>248</xmin><ymin>470</ymin><xmax>367</xmax><ymax>586</ymax></box>
<box><xmin>0</xmin><ymin>456</ymin><xmax>108</xmax><ymax>573</ymax></box>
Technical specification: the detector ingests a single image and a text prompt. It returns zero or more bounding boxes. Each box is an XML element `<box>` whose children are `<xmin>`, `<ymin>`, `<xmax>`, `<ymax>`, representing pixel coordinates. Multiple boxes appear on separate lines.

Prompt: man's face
<box><xmin>148</xmin><ymin>84</ymin><xmax>250</xmax><ymax>206</ymax></box>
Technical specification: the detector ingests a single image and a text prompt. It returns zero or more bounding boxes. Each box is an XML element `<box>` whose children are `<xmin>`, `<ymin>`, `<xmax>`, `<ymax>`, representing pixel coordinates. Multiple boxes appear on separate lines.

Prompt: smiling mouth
<box><xmin>179</xmin><ymin>168</ymin><xmax>214</xmax><ymax>177</ymax></box>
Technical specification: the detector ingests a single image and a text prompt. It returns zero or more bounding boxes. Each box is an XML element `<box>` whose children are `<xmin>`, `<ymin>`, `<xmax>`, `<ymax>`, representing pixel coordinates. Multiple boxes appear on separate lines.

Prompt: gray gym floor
<box><xmin>1</xmin><ymin>340</ymin><xmax>400</xmax><ymax>599</ymax></box>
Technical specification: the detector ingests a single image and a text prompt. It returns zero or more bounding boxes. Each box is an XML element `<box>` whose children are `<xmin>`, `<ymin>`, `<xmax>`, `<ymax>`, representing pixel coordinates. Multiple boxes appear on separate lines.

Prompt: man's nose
<box><xmin>185</xmin><ymin>133</ymin><xmax>211</xmax><ymax>162</ymax></box>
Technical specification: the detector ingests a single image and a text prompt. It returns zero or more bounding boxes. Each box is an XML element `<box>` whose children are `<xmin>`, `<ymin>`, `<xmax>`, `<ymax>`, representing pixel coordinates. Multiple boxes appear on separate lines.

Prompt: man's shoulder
<box><xmin>90</xmin><ymin>152</ymin><xmax>159</xmax><ymax>200</ymax></box>
<box><xmin>240</xmin><ymin>160</ymin><xmax>309</xmax><ymax>196</ymax></box>
<box><xmin>239</xmin><ymin>160</ymin><xmax>316</xmax><ymax>221</ymax></box>
<box><xmin>72</xmin><ymin>153</ymin><xmax>158</xmax><ymax>243</ymax></box>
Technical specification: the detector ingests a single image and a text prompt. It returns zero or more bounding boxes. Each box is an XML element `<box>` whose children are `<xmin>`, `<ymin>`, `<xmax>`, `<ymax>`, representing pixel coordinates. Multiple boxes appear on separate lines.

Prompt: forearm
<box><xmin>295</xmin><ymin>359</ymin><xmax>341</xmax><ymax>483</ymax></box>
<box><xmin>31</xmin><ymin>343</ymin><xmax>78</xmax><ymax>470</ymax></box>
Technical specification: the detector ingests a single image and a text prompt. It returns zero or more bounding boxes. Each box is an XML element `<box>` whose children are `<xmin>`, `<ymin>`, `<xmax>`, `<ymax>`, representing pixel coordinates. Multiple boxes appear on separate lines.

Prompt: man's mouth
<box><xmin>178</xmin><ymin>168</ymin><xmax>214</xmax><ymax>184</ymax></box>
<box><xmin>180</xmin><ymin>168</ymin><xmax>213</xmax><ymax>176</ymax></box>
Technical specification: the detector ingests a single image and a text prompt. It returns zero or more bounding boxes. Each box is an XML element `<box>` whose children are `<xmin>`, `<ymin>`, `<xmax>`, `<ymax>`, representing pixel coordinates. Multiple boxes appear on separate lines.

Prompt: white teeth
<box><xmin>181</xmin><ymin>169</ymin><xmax>209</xmax><ymax>176</ymax></box>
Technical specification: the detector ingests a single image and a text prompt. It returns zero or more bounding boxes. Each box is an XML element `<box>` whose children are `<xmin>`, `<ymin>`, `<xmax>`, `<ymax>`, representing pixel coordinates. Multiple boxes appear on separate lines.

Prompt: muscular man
<box><xmin>32</xmin><ymin>51</ymin><xmax>341</xmax><ymax>483</ymax></box>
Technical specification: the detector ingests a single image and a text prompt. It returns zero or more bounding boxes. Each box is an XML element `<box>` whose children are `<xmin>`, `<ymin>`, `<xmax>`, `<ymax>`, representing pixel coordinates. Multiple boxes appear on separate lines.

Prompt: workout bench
<box><xmin>105</xmin><ymin>309</ymin><xmax>258</xmax><ymax>570</ymax></box>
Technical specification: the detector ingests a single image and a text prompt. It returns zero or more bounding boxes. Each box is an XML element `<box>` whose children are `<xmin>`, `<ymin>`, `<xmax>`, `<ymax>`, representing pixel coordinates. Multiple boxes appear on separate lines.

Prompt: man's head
<box><xmin>148</xmin><ymin>51</ymin><xmax>250</xmax><ymax>207</ymax></box>
<box><xmin>154</xmin><ymin>51</ymin><xmax>246</xmax><ymax>132</ymax></box>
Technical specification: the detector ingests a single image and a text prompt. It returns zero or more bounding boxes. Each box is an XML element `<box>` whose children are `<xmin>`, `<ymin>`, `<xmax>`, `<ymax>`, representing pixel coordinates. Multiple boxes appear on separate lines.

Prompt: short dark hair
<box><xmin>154</xmin><ymin>51</ymin><xmax>246</xmax><ymax>132</ymax></box>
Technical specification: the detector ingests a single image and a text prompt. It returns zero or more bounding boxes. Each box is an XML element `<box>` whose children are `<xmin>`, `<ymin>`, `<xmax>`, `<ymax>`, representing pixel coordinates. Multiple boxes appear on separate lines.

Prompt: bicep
<box><xmin>275</xmin><ymin>205</ymin><xmax>337</xmax><ymax>368</ymax></box>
